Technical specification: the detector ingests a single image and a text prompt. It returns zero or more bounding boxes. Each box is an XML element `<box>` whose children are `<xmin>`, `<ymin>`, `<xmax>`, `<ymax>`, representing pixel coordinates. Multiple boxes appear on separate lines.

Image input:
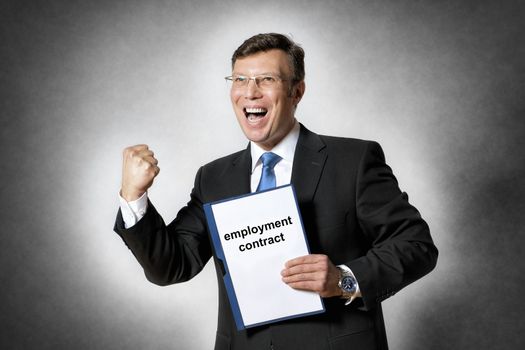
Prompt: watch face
<box><xmin>341</xmin><ymin>276</ymin><xmax>356</xmax><ymax>293</ymax></box>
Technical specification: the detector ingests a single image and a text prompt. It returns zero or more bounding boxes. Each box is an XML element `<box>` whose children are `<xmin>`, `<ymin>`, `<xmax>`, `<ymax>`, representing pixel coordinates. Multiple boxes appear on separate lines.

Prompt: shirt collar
<box><xmin>250</xmin><ymin>120</ymin><xmax>300</xmax><ymax>173</ymax></box>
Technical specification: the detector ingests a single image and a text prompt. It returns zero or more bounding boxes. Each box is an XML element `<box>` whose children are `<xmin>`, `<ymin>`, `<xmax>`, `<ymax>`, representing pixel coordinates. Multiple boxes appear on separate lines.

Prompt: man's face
<box><xmin>230</xmin><ymin>49</ymin><xmax>305</xmax><ymax>150</ymax></box>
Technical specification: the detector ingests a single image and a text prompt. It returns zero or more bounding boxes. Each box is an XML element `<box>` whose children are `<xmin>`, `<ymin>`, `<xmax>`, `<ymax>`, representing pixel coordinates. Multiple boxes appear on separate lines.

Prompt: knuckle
<box><xmin>130</xmin><ymin>149</ymin><xmax>140</xmax><ymax>158</ymax></box>
<box><xmin>123</xmin><ymin>147</ymin><xmax>133</xmax><ymax>157</ymax></box>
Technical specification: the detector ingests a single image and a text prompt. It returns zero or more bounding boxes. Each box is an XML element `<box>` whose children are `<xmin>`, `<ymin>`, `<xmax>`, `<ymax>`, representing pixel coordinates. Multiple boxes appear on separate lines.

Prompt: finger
<box><xmin>281</xmin><ymin>262</ymin><xmax>326</xmax><ymax>277</ymax></box>
<box><xmin>124</xmin><ymin>146</ymin><xmax>154</xmax><ymax>161</ymax></box>
<box><xmin>282</xmin><ymin>271</ymin><xmax>324</xmax><ymax>283</ymax></box>
<box><xmin>144</xmin><ymin>164</ymin><xmax>160</xmax><ymax>177</ymax></box>
<box><xmin>132</xmin><ymin>144</ymin><xmax>149</xmax><ymax>150</ymax></box>
<box><xmin>140</xmin><ymin>149</ymin><xmax>155</xmax><ymax>157</ymax></box>
<box><xmin>143</xmin><ymin>155</ymin><xmax>159</xmax><ymax>166</ymax></box>
<box><xmin>139</xmin><ymin>160</ymin><xmax>160</xmax><ymax>175</ymax></box>
<box><xmin>123</xmin><ymin>144</ymin><xmax>148</xmax><ymax>157</ymax></box>
<box><xmin>131</xmin><ymin>154</ymin><xmax>157</xmax><ymax>169</ymax></box>
<box><xmin>285</xmin><ymin>254</ymin><xmax>326</xmax><ymax>268</ymax></box>
<box><xmin>286</xmin><ymin>280</ymin><xmax>316</xmax><ymax>290</ymax></box>
<box><xmin>133</xmin><ymin>150</ymin><xmax>154</xmax><ymax>160</ymax></box>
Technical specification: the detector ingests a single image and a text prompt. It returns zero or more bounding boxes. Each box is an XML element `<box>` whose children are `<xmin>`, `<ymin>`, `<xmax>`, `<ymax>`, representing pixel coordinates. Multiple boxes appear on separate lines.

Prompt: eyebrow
<box><xmin>232</xmin><ymin>72</ymin><xmax>280</xmax><ymax>76</ymax></box>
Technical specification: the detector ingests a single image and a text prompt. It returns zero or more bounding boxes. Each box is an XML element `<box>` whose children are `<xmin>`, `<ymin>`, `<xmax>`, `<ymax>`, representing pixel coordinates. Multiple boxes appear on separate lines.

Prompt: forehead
<box><xmin>232</xmin><ymin>49</ymin><xmax>292</xmax><ymax>75</ymax></box>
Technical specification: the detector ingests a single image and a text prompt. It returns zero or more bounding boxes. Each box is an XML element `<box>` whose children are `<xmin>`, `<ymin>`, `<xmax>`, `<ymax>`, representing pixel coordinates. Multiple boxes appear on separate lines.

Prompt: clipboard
<box><xmin>204</xmin><ymin>184</ymin><xmax>325</xmax><ymax>330</ymax></box>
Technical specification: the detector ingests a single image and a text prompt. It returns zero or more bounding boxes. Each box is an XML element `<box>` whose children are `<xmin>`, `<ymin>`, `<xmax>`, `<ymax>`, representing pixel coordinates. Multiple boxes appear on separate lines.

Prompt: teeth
<box><xmin>245</xmin><ymin>107</ymin><xmax>267</xmax><ymax>114</ymax></box>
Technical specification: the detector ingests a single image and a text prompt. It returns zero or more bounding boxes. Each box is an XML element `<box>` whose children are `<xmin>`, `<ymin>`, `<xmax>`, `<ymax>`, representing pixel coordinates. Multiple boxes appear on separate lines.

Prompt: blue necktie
<box><xmin>256</xmin><ymin>152</ymin><xmax>282</xmax><ymax>192</ymax></box>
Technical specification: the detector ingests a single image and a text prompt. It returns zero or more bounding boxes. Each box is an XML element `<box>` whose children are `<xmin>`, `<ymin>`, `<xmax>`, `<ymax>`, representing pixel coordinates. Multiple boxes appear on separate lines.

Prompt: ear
<box><xmin>292</xmin><ymin>80</ymin><xmax>305</xmax><ymax>106</ymax></box>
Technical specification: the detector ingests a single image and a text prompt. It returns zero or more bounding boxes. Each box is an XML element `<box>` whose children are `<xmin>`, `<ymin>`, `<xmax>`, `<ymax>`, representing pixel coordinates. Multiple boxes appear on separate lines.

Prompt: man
<box><xmin>115</xmin><ymin>33</ymin><xmax>438</xmax><ymax>350</ymax></box>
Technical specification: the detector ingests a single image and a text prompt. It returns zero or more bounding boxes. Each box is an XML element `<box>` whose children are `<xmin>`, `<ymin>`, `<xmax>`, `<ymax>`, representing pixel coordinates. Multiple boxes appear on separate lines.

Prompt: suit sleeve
<box><xmin>346</xmin><ymin>141</ymin><xmax>438</xmax><ymax>310</ymax></box>
<box><xmin>113</xmin><ymin>167</ymin><xmax>212</xmax><ymax>285</ymax></box>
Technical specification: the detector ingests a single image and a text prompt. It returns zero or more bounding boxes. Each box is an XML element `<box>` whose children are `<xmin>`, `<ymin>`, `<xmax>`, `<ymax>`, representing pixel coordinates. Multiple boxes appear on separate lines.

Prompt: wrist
<box><xmin>120</xmin><ymin>188</ymin><xmax>146</xmax><ymax>202</ymax></box>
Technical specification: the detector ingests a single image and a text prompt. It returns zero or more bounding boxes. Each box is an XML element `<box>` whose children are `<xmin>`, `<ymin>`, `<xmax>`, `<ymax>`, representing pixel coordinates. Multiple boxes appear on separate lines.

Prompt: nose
<box><xmin>244</xmin><ymin>79</ymin><xmax>262</xmax><ymax>99</ymax></box>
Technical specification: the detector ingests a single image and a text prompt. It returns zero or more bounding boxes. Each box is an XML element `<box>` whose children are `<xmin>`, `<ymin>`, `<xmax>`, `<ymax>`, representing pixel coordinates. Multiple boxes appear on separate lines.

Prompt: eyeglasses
<box><xmin>224</xmin><ymin>74</ymin><xmax>289</xmax><ymax>90</ymax></box>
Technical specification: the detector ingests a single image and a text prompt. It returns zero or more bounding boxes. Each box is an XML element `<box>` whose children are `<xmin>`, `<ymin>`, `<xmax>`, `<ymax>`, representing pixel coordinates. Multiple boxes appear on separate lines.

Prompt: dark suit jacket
<box><xmin>114</xmin><ymin>124</ymin><xmax>438</xmax><ymax>350</ymax></box>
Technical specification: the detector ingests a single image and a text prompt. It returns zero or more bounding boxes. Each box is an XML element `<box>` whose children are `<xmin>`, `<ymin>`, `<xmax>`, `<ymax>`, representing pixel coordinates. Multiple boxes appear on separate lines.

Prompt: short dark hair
<box><xmin>231</xmin><ymin>33</ymin><xmax>305</xmax><ymax>83</ymax></box>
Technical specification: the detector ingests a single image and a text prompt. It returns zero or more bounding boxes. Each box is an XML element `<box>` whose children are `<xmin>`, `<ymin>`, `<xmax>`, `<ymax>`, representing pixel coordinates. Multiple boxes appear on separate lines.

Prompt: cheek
<box><xmin>230</xmin><ymin>90</ymin><xmax>241</xmax><ymax>104</ymax></box>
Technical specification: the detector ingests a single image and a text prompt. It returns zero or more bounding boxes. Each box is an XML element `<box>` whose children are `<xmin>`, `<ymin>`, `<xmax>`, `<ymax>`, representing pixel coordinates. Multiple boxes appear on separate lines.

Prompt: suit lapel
<box><xmin>291</xmin><ymin>124</ymin><xmax>327</xmax><ymax>203</ymax></box>
<box><xmin>230</xmin><ymin>144</ymin><xmax>252</xmax><ymax>195</ymax></box>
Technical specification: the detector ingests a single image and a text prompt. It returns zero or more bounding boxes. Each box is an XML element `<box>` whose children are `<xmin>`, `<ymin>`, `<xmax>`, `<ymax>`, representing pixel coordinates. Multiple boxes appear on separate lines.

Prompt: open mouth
<box><xmin>244</xmin><ymin>107</ymin><xmax>268</xmax><ymax>122</ymax></box>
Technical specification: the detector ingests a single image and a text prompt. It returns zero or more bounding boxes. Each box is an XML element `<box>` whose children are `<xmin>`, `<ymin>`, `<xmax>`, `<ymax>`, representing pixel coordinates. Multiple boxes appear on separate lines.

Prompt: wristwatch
<box><xmin>337</xmin><ymin>267</ymin><xmax>357</xmax><ymax>299</ymax></box>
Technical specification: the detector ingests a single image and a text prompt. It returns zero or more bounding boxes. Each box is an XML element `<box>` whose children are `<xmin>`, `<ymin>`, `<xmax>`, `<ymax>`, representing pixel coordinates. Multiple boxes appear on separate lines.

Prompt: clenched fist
<box><xmin>120</xmin><ymin>144</ymin><xmax>160</xmax><ymax>202</ymax></box>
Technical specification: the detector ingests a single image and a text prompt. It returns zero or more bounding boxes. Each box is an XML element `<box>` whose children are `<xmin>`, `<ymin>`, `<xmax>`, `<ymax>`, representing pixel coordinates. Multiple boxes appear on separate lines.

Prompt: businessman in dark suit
<box><xmin>114</xmin><ymin>33</ymin><xmax>438</xmax><ymax>350</ymax></box>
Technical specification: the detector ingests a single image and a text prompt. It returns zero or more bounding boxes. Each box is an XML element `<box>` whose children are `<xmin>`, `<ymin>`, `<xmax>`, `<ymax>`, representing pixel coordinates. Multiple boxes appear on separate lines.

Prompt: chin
<box><xmin>244</xmin><ymin>132</ymin><xmax>267</xmax><ymax>144</ymax></box>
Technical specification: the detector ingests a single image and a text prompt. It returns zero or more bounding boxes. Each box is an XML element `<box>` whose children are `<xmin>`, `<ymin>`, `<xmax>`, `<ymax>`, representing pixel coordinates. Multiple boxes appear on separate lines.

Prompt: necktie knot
<box><xmin>257</xmin><ymin>152</ymin><xmax>282</xmax><ymax>192</ymax></box>
<box><xmin>260</xmin><ymin>152</ymin><xmax>281</xmax><ymax>169</ymax></box>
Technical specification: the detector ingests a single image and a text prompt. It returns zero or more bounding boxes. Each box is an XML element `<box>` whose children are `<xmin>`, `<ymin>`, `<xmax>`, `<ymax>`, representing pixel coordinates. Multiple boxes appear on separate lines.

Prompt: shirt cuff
<box><xmin>118</xmin><ymin>192</ymin><xmax>148</xmax><ymax>229</ymax></box>
<box><xmin>337</xmin><ymin>264</ymin><xmax>362</xmax><ymax>305</ymax></box>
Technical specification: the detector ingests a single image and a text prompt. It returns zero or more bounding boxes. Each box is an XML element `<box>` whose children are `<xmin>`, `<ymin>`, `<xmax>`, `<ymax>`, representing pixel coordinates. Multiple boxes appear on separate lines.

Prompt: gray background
<box><xmin>1</xmin><ymin>0</ymin><xmax>524</xmax><ymax>349</ymax></box>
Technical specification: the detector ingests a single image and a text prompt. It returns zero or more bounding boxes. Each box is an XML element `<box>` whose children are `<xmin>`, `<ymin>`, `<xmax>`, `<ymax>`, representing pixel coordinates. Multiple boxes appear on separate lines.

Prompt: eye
<box><xmin>261</xmin><ymin>76</ymin><xmax>276</xmax><ymax>83</ymax></box>
<box><xmin>234</xmin><ymin>75</ymin><xmax>247</xmax><ymax>83</ymax></box>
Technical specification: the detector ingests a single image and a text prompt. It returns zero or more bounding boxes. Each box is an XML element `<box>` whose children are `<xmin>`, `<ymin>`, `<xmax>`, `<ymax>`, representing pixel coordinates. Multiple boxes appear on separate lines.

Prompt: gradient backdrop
<box><xmin>1</xmin><ymin>0</ymin><xmax>524</xmax><ymax>349</ymax></box>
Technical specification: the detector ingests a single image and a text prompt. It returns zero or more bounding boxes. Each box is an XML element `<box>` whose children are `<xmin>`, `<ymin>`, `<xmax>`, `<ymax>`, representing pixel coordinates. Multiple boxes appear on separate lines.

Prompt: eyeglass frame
<box><xmin>224</xmin><ymin>74</ymin><xmax>292</xmax><ymax>90</ymax></box>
